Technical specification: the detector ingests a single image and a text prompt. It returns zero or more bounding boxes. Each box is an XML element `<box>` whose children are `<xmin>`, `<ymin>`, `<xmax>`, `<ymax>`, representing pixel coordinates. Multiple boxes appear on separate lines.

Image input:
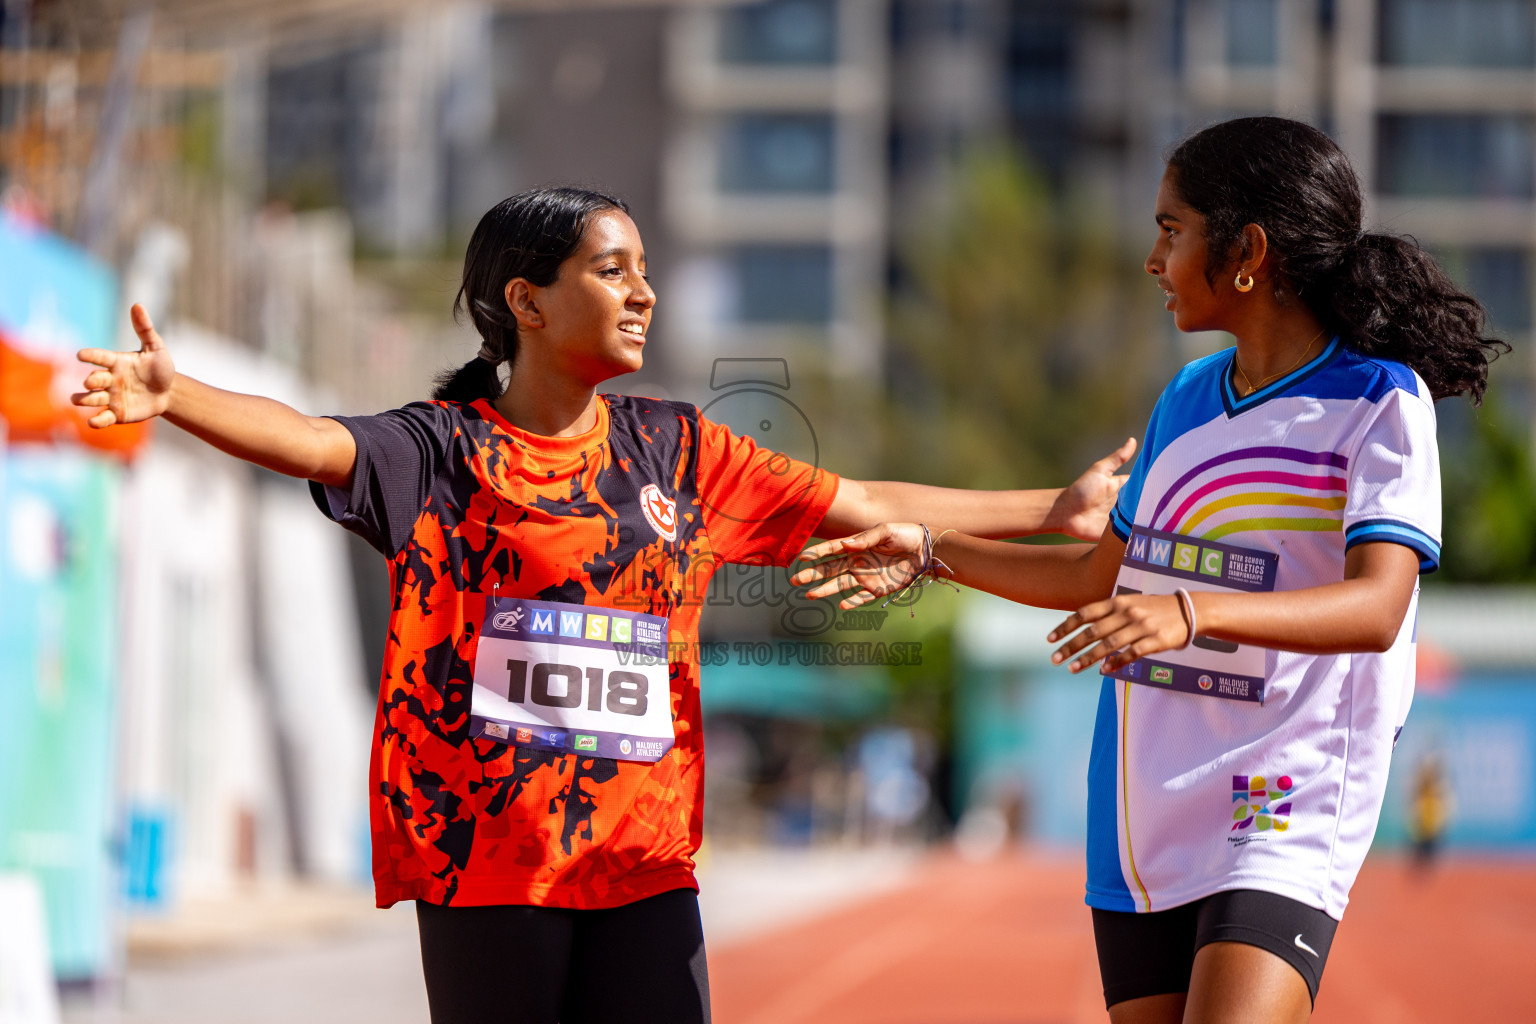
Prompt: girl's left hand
<box><xmin>1051</xmin><ymin>437</ymin><xmax>1137</xmax><ymax>542</ymax></box>
<box><xmin>1048</xmin><ymin>593</ymin><xmax>1191</xmax><ymax>673</ymax></box>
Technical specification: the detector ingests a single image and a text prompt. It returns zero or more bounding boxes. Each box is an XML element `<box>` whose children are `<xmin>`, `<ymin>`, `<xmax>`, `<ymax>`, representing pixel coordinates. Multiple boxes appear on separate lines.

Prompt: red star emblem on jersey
<box><xmin>639</xmin><ymin>483</ymin><xmax>678</xmax><ymax>541</ymax></box>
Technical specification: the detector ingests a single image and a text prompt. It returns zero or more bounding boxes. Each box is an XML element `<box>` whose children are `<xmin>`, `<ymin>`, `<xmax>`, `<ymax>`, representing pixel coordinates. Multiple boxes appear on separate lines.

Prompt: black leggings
<box><xmin>416</xmin><ymin>888</ymin><xmax>711</xmax><ymax>1024</ymax></box>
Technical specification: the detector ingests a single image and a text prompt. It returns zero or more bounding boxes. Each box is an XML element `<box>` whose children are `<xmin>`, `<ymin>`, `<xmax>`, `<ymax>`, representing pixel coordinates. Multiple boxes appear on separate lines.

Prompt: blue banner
<box><xmin>0</xmin><ymin>215</ymin><xmax>116</xmax><ymax>356</ymax></box>
<box><xmin>0</xmin><ymin>450</ymin><xmax>120</xmax><ymax>979</ymax></box>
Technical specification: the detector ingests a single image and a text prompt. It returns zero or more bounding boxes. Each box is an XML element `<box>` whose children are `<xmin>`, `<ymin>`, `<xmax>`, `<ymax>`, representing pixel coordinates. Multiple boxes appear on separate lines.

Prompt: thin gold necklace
<box><xmin>1234</xmin><ymin>328</ymin><xmax>1326</xmax><ymax>397</ymax></box>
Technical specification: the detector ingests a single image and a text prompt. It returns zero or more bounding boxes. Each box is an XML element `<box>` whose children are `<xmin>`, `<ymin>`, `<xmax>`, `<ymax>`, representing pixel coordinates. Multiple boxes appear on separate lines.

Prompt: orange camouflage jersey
<box><xmin>311</xmin><ymin>394</ymin><xmax>837</xmax><ymax>909</ymax></box>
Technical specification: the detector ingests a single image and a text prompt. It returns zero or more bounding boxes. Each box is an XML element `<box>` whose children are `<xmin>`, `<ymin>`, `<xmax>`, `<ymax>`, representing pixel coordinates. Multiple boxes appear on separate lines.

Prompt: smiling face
<box><xmin>1145</xmin><ymin>167</ymin><xmax>1235</xmax><ymax>334</ymax></box>
<box><xmin>511</xmin><ymin>208</ymin><xmax>655</xmax><ymax>385</ymax></box>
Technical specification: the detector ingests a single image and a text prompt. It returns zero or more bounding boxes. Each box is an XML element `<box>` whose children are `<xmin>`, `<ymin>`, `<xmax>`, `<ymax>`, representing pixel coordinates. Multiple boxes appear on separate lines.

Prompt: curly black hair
<box><xmin>1167</xmin><ymin>116</ymin><xmax>1508</xmax><ymax>403</ymax></box>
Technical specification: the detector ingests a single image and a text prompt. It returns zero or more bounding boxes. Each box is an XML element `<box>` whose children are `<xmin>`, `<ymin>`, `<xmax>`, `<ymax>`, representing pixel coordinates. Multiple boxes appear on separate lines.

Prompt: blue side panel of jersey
<box><xmin>1110</xmin><ymin>405</ymin><xmax>1156</xmax><ymax>541</ymax></box>
<box><xmin>1110</xmin><ymin>351</ymin><xmax>1228</xmax><ymax>540</ymax></box>
<box><xmin>1085</xmin><ymin>677</ymin><xmax>1136</xmax><ymax>911</ymax></box>
<box><xmin>1156</xmin><ymin>350</ymin><xmax>1230</xmax><ymax>437</ymax></box>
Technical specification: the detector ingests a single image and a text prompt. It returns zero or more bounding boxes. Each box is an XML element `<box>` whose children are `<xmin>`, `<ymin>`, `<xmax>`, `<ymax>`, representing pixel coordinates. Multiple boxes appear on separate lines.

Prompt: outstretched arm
<box><xmin>73</xmin><ymin>305</ymin><xmax>357</xmax><ymax>487</ymax></box>
<box><xmin>792</xmin><ymin>522</ymin><xmax>1126</xmax><ymax>612</ymax></box>
<box><xmin>795</xmin><ymin>527</ymin><xmax>1420</xmax><ymax>670</ymax></box>
<box><xmin>818</xmin><ymin>438</ymin><xmax>1136</xmax><ymax>543</ymax></box>
<box><xmin>1048</xmin><ymin>541</ymin><xmax>1420</xmax><ymax>673</ymax></box>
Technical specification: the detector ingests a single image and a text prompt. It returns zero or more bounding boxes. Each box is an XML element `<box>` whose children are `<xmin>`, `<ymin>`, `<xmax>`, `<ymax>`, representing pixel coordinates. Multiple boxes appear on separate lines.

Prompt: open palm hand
<box><xmin>72</xmin><ymin>303</ymin><xmax>176</xmax><ymax>428</ymax></box>
<box><xmin>791</xmin><ymin>523</ymin><xmax>929</xmax><ymax>609</ymax></box>
<box><xmin>1053</xmin><ymin>437</ymin><xmax>1137</xmax><ymax>541</ymax></box>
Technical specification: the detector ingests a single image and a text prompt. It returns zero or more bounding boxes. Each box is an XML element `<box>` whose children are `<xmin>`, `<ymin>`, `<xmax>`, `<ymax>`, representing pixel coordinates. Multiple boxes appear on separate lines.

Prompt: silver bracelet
<box><xmin>1173</xmin><ymin>587</ymin><xmax>1197</xmax><ymax>649</ymax></box>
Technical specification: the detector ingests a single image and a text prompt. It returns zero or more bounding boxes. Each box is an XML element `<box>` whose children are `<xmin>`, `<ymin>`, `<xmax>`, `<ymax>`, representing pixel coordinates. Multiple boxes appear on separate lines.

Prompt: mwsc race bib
<box><xmin>470</xmin><ymin>597</ymin><xmax>675</xmax><ymax>762</ymax></box>
<box><xmin>1105</xmin><ymin>525</ymin><xmax>1279</xmax><ymax>704</ymax></box>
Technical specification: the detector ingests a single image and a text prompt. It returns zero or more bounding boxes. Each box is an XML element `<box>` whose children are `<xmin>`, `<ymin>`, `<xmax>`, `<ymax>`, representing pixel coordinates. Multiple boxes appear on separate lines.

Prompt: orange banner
<box><xmin>0</xmin><ymin>331</ymin><xmax>150</xmax><ymax>457</ymax></box>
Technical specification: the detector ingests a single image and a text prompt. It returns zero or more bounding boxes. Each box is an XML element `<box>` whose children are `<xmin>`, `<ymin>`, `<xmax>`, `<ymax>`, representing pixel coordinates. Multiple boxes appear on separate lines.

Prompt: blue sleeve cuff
<box><xmin>1109</xmin><ymin>506</ymin><xmax>1133</xmax><ymax>543</ymax></box>
<box><xmin>1345</xmin><ymin>519</ymin><xmax>1441</xmax><ymax>574</ymax></box>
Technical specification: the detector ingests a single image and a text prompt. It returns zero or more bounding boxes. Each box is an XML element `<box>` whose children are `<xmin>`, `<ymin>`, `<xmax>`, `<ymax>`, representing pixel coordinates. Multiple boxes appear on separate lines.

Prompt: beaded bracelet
<box><xmin>880</xmin><ymin>524</ymin><xmax>958</xmax><ymax>612</ymax></box>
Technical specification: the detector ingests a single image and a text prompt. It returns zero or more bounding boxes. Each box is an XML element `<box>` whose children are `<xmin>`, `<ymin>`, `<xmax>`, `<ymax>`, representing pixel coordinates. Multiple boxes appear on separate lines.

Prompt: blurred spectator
<box><xmin>1410</xmin><ymin>753</ymin><xmax>1454</xmax><ymax>874</ymax></box>
<box><xmin>857</xmin><ymin>727</ymin><xmax>932</xmax><ymax>843</ymax></box>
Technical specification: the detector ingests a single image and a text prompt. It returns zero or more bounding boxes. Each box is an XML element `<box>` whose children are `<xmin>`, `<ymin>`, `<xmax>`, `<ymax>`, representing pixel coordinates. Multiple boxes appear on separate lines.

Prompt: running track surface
<box><xmin>709</xmin><ymin>850</ymin><xmax>1536</xmax><ymax>1024</ymax></box>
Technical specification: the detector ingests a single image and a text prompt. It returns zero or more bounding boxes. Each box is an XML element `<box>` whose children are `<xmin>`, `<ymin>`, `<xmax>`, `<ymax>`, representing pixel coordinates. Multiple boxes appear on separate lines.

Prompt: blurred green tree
<box><xmin>866</xmin><ymin>146</ymin><xmax>1160</xmax><ymax>822</ymax></box>
<box><xmin>1436</xmin><ymin>389</ymin><xmax>1536</xmax><ymax>583</ymax></box>
<box><xmin>881</xmin><ymin>145</ymin><xmax>1153</xmax><ymax>490</ymax></box>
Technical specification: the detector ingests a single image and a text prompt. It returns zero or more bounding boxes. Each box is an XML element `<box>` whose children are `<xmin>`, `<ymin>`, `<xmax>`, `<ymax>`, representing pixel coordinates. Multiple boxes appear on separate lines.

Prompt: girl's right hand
<box><xmin>72</xmin><ymin>303</ymin><xmax>176</xmax><ymax>428</ymax></box>
<box><xmin>1047</xmin><ymin>592</ymin><xmax>1191</xmax><ymax>674</ymax></box>
<box><xmin>790</xmin><ymin>522</ymin><xmax>929</xmax><ymax>609</ymax></box>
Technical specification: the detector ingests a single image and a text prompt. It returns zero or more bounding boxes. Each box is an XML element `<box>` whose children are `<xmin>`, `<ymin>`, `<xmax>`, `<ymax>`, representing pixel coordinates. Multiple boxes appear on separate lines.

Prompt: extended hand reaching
<box><xmin>791</xmin><ymin>522</ymin><xmax>929</xmax><ymax>609</ymax></box>
<box><xmin>1053</xmin><ymin>437</ymin><xmax>1137</xmax><ymax>541</ymax></box>
<box><xmin>1047</xmin><ymin>593</ymin><xmax>1192</xmax><ymax>674</ymax></box>
<box><xmin>71</xmin><ymin>303</ymin><xmax>176</xmax><ymax>428</ymax></box>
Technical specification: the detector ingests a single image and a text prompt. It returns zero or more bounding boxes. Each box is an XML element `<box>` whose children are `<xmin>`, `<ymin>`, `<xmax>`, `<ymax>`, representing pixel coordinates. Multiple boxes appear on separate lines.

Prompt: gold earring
<box><xmin>1234</xmin><ymin>271</ymin><xmax>1255</xmax><ymax>293</ymax></box>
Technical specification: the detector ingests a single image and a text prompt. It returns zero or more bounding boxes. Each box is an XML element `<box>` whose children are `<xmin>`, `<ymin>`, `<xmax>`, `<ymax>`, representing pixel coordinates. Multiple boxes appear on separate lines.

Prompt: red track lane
<box><xmin>708</xmin><ymin>850</ymin><xmax>1536</xmax><ymax>1024</ymax></box>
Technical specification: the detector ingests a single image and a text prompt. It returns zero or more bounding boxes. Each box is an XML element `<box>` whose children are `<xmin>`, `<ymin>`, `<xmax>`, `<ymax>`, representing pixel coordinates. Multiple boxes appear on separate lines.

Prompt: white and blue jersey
<box><xmin>1090</xmin><ymin>337</ymin><xmax>1440</xmax><ymax>920</ymax></box>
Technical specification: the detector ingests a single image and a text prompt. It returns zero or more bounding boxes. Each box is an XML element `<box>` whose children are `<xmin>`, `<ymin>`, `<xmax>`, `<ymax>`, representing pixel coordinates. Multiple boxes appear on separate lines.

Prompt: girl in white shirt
<box><xmin>794</xmin><ymin>116</ymin><xmax>1507</xmax><ymax>1024</ymax></box>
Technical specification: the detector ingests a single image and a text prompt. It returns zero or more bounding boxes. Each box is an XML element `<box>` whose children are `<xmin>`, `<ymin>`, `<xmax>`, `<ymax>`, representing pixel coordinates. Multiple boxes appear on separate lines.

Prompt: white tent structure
<box><xmin>115</xmin><ymin>322</ymin><xmax>372</xmax><ymax>903</ymax></box>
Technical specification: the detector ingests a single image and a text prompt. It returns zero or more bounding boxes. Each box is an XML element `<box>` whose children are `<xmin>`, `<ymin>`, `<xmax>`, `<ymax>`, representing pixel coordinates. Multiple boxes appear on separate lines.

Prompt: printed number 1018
<box><xmin>504</xmin><ymin>660</ymin><xmax>650</xmax><ymax>717</ymax></box>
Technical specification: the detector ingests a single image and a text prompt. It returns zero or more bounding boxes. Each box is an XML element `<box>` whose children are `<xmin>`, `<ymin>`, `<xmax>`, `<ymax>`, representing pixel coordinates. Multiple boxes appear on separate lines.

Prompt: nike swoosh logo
<box><xmin>1294</xmin><ymin>933</ymin><xmax>1319</xmax><ymax>958</ymax></box>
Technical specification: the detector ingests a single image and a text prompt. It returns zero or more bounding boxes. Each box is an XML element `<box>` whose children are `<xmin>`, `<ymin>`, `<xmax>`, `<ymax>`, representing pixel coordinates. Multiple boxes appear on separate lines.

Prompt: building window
<box><xmin>1379</xmin><ymin>0</ymin><xmax>1536</xmax><ymax>67</ymax></box>
<box><xmin>1226</xmin><ymin>0</ymin><xmax>1278</xmax><ymax>66</ymax></box>
<box><xmin>1377</xmin><ymin>114</ymin><xmax>1534</xmax><ymax>198</ymax></box>
<box><xmin>734</xmin><ymin>246</ymin><xmax>834</xmax><ymax>323</ymax></box>
<box><xmin>719</xmin><ymin>114</ymin><xmax>837</xmax><ymax>193</ymax></box>
<box><xmin>1007</xmin><ymin>7</ymin><xmax>1073</xmax><ymax>180</ymax></box>
<box><xmin>1438</xmin><ymin>248</ymin><xmax>1533</xmax><ymax>333</ymax></box>
<box><xmin>1008</xmin><ymin>14</ymin><xmax>1071</xmax><ymax>114</ymax></box>
<box><xmin>720</xmin><ymin>0</ymin><xmax>838</xmax><ymax>65</ymax></box>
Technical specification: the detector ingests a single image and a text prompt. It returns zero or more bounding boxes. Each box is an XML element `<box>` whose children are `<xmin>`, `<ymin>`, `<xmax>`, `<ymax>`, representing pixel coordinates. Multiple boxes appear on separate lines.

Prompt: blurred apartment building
<box><xmin>253</xmin><ymin>0</ymin><xmax>891</xmax><ymax>392</ymax></box>
<box><xmin>5</xmin><ymin>0</ymin><xmax>1533</xmax><ymax>402</ymax></box>
<box><xmin>255</xmin><ymin>0</ymin><xmax>1127</xmax><ymax>390</ymax></box>
<box><xmin>664</xmin><ymin>0</ymin><xmax>887</xmax><ymax>380</ymax></box>
<box><xmin>246</xmin><ymin>0</ymin><xmax>1536</xmax><ymax>401</ymax></box>
<box><xmin>1166</xmin><ymin>0</ymin><xmax>1536</xmax><ymax>396</ymax></box>
<box><xmin>247</xmin><ymin>0</ymin><xmax>1074</xmax><ymax>395</ymax></box>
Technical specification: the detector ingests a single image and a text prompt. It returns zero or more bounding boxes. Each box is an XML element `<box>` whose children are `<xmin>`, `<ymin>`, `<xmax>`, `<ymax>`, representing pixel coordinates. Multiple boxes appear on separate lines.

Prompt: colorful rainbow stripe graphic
<box><xmin>1150</xmin><ymin>446</ymin><xmax>1349</xmax><ymax>539</ymax></box>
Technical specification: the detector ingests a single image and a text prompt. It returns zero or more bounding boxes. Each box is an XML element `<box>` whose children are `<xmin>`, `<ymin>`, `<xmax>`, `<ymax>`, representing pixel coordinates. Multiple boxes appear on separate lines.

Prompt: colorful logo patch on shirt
<box><xmin>639</xmin><ymin>483</ymin><xmax>678</xmax><ymax>542</ymax></box>
<box><xmin>1232</xmin><ymin>774</ymin><xmax>1294</xmax><ymax>834</ymax></box>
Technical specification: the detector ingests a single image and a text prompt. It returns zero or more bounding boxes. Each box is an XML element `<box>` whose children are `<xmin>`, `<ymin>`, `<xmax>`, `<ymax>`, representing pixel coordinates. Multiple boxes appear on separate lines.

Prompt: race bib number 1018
<box><xmin>470</xmin><ymin>597</ymin><xmax>675</xmax><ymax>762</ymax></box>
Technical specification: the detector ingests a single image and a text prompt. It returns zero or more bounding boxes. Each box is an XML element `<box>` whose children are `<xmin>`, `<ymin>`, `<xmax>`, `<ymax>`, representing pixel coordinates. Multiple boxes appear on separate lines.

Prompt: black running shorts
<box><xmin>416</xmin><ymin>888</ymin><xmax>710</xmax><ymax>1024</ymax></box>
<box><xmin>1092</xmin><ymin>888</ymin><xmax>1339</xmax><ymax>1008</ymax></box>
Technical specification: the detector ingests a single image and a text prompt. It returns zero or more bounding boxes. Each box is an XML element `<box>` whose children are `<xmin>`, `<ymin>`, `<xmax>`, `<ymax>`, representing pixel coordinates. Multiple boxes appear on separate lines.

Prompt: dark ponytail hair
<box><xmin>1166</xmin><ymin>116</ymin><xmax>1508</xmax><ymax>403</ymax></box>
<box><xmin>433</xmin><ymin>186</ymin><xmax>631</xmax><ymax>403</ymax></box>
